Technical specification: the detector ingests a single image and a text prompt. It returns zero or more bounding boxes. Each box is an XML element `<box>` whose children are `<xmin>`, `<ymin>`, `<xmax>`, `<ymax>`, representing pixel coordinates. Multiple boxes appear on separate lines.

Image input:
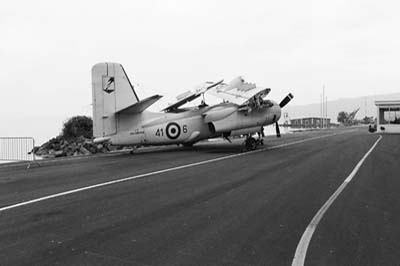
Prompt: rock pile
<box><xmin>34</xmin><ymin>136</ymin><xmax>113</xmax><ymax>158</ymax></box>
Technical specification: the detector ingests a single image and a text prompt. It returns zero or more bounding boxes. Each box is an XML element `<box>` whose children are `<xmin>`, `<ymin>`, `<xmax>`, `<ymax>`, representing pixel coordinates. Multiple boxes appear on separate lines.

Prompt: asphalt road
<box><xmin>0</xmin><ymin>128</ymin><xmax>398</xmax><ymax>266</ymax></box>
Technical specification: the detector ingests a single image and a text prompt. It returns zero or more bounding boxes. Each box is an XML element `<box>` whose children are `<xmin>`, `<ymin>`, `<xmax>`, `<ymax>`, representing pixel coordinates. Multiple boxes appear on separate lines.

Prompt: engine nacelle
<box><xmin>230</xmin><ymin>126</ymin><xmax>262</xmax><ymax>137</ymax></box>
<box><xmin>203</xmin><ymin>105</ymin><xmax>237</xmax><ymax>123</ymax></box>
<box><xmin>210</xmin><ymin>101</ymin><xmax>281</xmax><ymax>133</ymax></box>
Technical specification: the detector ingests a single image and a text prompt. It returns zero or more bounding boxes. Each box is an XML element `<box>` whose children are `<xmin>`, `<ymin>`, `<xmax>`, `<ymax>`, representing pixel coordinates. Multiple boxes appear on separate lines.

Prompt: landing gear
<box><xmin>129</xmin><ymin>145</ymin><xmax>140</xmax><ymax>154</ymax></box>
<box><xmin>243</xmin><ymin>134</ymin><xmax>264</xmax><ymax>151</ymax></box>
<box><xmin>256</xmin><ymin>130</ymin><xmax>264</xmax><ymax>146</ymax></box>
<box><xmin>244</xmin><ymin>137</ymin><xmax>257</xmax><ymax>151</ymax></box>
<box><xmin>257</xmin><ymin>138</ymin><xmax>264</xmax><ymax>146</ymax></box>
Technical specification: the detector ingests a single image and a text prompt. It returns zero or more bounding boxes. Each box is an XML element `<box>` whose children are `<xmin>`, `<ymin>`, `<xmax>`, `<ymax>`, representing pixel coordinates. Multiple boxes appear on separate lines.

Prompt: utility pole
<box><xmin>322</xmin><ymin>85</ymin><xmax>325</xmax><ymax>128</ymax></box>
<box><xmin>320</xmin><ymin>94</ymin><xmax>323</xmax><ymax>128</ymax></box>
<box><xmin>325</xmin><ymin>94</ymin><xmax>328</xmax><ymax>128</ymax></box>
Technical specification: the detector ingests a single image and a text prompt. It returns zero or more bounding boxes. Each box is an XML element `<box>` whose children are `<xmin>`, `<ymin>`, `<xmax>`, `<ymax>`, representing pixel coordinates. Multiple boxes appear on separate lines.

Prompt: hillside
<box><xmin>284</xmin><ymin>92</ymin><xmax>400</xmax><ymax>123</ymax></box>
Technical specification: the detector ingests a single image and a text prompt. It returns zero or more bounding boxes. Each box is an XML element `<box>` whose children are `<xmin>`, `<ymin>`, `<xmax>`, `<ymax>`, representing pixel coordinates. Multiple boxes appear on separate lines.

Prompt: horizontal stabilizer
<box><xmin>93</xmin><ymin>136</ymin><xmax>111</xmax><ymax>144</ymax></box>
<box><xmin>116</xmin><ymin>94</ymin><xmax>163</xmax><ymax>115</ymax></box>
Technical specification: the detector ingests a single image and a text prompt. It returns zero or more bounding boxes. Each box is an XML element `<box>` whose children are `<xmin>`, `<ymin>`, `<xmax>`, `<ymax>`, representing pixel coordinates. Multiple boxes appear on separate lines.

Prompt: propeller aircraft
<box><xmin>92</xmin><ymin>63</ymin><xmax>293</xmax><ymax>151</ymax></box>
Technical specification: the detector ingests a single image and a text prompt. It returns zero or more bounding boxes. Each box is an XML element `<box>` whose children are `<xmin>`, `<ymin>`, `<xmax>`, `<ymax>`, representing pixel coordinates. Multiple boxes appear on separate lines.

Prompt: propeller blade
<box><xmin>279</xmin><ymin>93</ymin><xmax>294</xmax><ymax>108</ymax></box>
<box><xmin>276</xmin><ymin>122</ymin><xmax>281</xmax><ymax>138</ymax></box>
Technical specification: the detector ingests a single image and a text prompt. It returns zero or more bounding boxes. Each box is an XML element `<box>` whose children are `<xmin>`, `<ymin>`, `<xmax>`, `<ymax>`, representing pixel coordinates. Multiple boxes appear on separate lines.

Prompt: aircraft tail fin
<box><xmin>92</xmin><ymin>62</ymin><xmax>140</xmax><ymax>138</ymax></box>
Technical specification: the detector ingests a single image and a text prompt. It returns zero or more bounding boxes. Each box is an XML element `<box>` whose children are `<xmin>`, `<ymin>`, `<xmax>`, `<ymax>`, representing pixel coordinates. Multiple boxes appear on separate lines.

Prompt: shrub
<box><xmin>62</xmin><ymin>116</ymin><xmax>93</xmax><ymax>140</ymax></box>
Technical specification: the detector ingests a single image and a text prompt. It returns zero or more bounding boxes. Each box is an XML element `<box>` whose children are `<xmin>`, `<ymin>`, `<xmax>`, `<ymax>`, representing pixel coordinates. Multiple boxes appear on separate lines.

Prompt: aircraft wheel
<box><xmin>245</xmin><ymin>137</ymin><xmax>257</xmax><ymax>151</ymax></box>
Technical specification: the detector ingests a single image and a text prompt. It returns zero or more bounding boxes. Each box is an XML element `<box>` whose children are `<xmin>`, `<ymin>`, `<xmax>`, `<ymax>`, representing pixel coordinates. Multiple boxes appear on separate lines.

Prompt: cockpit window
<box><xmin>262</xmin><ymin>100</ymin><xmax>274</xmax><ymax>107</ymax></box>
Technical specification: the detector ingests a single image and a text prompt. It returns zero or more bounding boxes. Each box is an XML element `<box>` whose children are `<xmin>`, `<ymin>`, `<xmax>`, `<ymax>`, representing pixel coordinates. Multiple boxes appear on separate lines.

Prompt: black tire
<box><xmin>245</xmin><ymin>137</ymin><xmax>257</xmax><ymax>151</ymax></box>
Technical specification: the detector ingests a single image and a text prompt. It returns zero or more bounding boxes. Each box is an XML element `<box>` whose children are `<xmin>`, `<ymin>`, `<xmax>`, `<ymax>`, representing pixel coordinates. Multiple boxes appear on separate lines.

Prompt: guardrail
<box><xmin>0</xmin><ymin>137</ymin><xmax>39</xmax><ymax>168</ymax></box>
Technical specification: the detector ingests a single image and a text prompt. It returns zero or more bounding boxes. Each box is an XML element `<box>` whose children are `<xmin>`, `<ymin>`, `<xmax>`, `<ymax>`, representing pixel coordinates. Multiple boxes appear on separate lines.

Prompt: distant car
<box><xmin>368</xmin><ymin>123</ymin><xmax>377</xmax><ymax>133</ymax></box>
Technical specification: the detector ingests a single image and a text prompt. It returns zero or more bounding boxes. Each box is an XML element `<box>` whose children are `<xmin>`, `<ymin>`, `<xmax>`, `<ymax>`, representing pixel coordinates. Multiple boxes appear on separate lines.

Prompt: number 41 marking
<box><xmin>155</xmin><ymin>128</ymin><xmax>164</xmax><ymax>136</ymax></box>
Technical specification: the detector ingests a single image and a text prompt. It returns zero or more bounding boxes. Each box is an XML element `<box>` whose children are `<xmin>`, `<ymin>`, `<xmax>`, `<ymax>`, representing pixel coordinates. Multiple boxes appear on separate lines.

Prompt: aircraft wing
<box><xmin>208</xmin><ymin>76</ymin><xmax>271</xmax><ymax>105</ymax></box>
<box><xmin>162</xmin><ymin>79</ymin><xmax>223</xmax><ymax>112</ymax></box>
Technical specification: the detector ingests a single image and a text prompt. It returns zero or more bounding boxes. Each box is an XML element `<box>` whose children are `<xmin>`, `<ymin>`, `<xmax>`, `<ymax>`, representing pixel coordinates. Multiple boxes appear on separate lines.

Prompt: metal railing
<box><xmin>0</xmin><ymin>137</ymin><xmax>39</xmax><ymax>168</ymax></box>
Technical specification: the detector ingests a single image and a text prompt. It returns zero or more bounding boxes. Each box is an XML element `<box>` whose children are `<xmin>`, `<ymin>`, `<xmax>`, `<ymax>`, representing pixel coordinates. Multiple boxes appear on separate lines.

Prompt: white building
<box><xmin>375</xmin><ymin>100</ymin><xmax>400</xmax><ymax>133</ymax></box>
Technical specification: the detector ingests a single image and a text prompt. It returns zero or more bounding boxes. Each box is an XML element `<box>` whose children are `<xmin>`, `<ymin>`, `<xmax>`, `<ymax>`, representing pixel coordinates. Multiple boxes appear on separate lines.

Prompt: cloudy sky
<box><xmin>1</xmin><ymin>0</ymin><xmax>399</xmax><ymax>144</ymax></box>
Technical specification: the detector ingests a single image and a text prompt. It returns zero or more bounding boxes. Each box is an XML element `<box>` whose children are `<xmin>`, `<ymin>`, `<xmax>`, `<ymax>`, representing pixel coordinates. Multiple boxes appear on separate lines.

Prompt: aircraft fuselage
<box><xmin>106</xmin><ymin>101</ymin><xmax>281</xmax><ymax>146</ymax></box>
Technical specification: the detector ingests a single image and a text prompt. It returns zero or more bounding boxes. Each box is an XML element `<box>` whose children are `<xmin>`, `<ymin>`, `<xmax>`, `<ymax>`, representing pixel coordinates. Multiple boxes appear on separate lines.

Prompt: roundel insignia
<box><xmin>166</xmin><ymin>122</ymin><xmax>181</xmax><ymax>139</ymax></box>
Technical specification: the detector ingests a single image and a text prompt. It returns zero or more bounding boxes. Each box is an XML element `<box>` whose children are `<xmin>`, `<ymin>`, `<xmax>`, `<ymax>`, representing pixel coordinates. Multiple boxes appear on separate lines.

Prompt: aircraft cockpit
<box><xmin>261</xmin><ymin>99</ymin><xmax>274</xmax><ymax>108</ymax></box>
<box><xmin>251</xmin><ymin>95</ymin><xmax>274</xmax><ymax>109</ymax></box>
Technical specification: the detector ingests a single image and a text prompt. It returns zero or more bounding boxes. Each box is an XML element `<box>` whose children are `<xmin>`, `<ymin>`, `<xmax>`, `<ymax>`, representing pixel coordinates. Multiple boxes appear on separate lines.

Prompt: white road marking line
<box><xmin>291</xmin><ymin>135</ymin><xmax>382</xmax><ymax>266</ymax></box>
<box><xmin>0</xmin><ymin>131</ymin><xmax>354</xmax><ymax>213</ymax></box>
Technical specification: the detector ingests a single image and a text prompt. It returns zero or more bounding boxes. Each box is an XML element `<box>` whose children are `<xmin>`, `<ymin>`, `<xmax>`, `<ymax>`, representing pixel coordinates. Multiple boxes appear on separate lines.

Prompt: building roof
<box><xmin>375</xmin><ymin>99</ymin><xmax>400</xmax><ymax>106</ymax></box>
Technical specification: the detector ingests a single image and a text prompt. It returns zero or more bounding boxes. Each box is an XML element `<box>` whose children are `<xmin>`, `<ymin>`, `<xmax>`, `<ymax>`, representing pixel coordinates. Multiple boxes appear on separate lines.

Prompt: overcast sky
<box><xmin>1</xmin><ymin>0</ymin><xmax>400</xmax><ymax>144</ymax></box>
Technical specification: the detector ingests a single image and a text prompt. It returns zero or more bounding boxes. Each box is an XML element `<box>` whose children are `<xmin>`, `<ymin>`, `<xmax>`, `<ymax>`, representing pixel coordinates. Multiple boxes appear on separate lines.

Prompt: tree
<box><xmin>337</xmin><ymin>111</ymin><xmax>348</xmax><ymax>124</ymax></box>
<box><xmin>362</xmin><ymin>116</ymin><xmax>374</xmax><ymax>124</ymax></box>
<box><xmin>62</xmin><ymin>116</ymin><xmax>93</xmax><ymax>140</ymax></box>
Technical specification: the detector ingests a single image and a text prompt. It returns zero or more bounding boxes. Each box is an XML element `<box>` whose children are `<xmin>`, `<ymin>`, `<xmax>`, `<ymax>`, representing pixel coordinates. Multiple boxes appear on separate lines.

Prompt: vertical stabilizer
<box><xmin>92</xmin><ymin>63</ymin><xmax>140</xmax><ymax>137</ymax></box>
